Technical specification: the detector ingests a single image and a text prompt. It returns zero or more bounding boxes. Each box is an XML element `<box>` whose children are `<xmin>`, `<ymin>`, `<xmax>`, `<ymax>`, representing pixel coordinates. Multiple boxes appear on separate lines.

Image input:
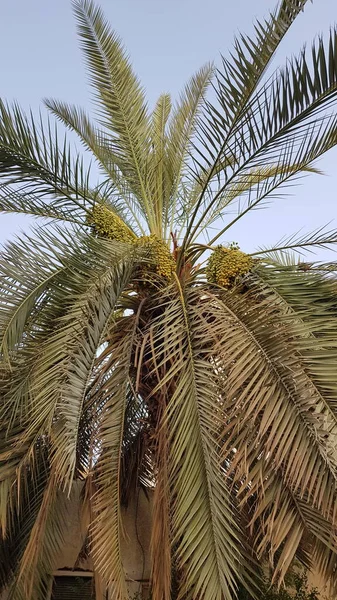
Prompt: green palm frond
<box><xmin>166</xmin><ymin>63</ymin><xmax>213</xmax><ymax>233</ymax></box>
<box><xmin>8</xmin><ymin>479</ymin><xmax>77</xmax><ymax>600</ymax></box>
<box><xmin>17</xmin><ymin>249</ymin><xmax>135</xmax><ymax>479</ymax></box>
<box><xmin>185</xmin><ymin>27</ymin><xmax>337</xmax><ymax>247</ymax></box>
<box><xmin>180</xmin><ymin>0</ymin><xmax>310</xmax><ymax>243</ymax></box>
<box><xmin>0</xmin><ymin>449</ymin><xmax>49</xmax><ymax>596</ymax></box>
<box><xmin>72</xmin><ymin>0</ymin><xmax>154</xmax><ymax>229</ymax></box>
<box><xmin>147</xmin><ymin>281</ymin><xmax>250</xmax><ymax>600</ymax></box>
<box><xmin>0</xmin><ymin>227</ymin><xmax>74</xmax><ymax>366</ymax></box>
<box><xmin>0</xmin><ymin>100</ymin><xmax>94</xmax><ymax>213</ymax></box>
<box><xmin>199</xmin><ymin>119</ymin><xmax>337</xmax><ymax>248</ymax></box>
<box><xmin>90</xmin><ymin>316</ymin><xmax>138</xmax><ymax>598</ymax></box>
<box><xmin>0</xmin><ymin>229</ymin><xmax>136</xmax><ymax>435</ymax></box>
<box><xmin>0</xmin><ymin>183</ymin><xmax>84</xmax><ymax>224</ymax></box>
<box><xmin>195</xmin><ymin>283</ymin><xmax>337</xmax><ymax>582</ymax></box>
<box><xmin>49</xmin><ymin>256</ymin><xmax>134</xmax><ymax>487</ymax></box>
<box><xmin>148</xmin><ymin>93</ymin><xmax>172</xmax><ymax>236</ymax></box>
<box><xmin>150</xmin><ymin>410</ymin><xmax>171</xmax><ymax>600</ymax></box>
<box><xmin>0</xmin><ymin>224</ymin><xmax>122</xmax><ymax>369</ymax></box>
<box><xmin>44</xmin><ymin>99</ymin><xmax>118</xmax><ymax>168</ymax></box>
<box><xmin>196</xmin><ymin>163</ymin><xmax>321</xmax><ymax>240</ymax></box>
<box><xmin>44</xmin><ymin>99</ymin><xmax>147</xmax><ymax>231</ymax></box>
<box><xmin>251</xmin><ymin>224</ymin><xmax>337</xmax><ymax>257</ymax></box>
<box><xmin>216</xmin><ymin>0</ymin><xmax>309</xmax><ymax>136</ymax></box>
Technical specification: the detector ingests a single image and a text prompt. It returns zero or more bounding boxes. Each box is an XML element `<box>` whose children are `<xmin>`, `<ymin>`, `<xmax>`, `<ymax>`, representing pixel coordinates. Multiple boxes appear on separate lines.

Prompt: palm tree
<box><xmin>2</xmin><ymin>0</ymin><xmax>337</xmax><ymax>598</ymax></box>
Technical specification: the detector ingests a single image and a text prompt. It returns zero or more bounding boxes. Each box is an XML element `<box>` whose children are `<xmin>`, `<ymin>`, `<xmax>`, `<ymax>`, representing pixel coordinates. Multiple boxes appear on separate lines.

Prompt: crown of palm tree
<box><xmin>2</xmin><ymin>1</ymin><xmax>337</xmax><ymax>599</ymax></box>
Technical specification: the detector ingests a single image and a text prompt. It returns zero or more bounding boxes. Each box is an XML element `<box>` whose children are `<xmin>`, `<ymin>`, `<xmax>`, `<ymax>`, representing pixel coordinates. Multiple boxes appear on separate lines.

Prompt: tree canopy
<box><xmin>1</xmin><ymin>1</ymin><xmax>337</xmax><ymax>599</ymax></box>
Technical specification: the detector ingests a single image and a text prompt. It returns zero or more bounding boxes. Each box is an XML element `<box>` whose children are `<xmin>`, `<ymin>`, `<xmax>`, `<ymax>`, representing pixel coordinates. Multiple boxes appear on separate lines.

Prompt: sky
<box><xmin>1</xmin><ymin>0</ymin><xmax>337</xmax><ymax>257</ymax></box>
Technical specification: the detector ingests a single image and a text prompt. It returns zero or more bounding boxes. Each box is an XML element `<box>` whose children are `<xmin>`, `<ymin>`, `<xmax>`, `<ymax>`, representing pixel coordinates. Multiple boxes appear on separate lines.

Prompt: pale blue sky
<box><xmin>1</xmin><ymin>0</ymin><xmax>337</xmax><ymax>256</ymax></box>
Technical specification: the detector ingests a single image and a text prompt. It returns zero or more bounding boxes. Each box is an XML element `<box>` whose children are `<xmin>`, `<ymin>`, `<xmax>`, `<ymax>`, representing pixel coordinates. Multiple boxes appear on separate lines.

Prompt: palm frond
<box><xmin>241</xmin><ymin>458</ymin><xmax>337</xmax><ymax>583</ymax></box>
<box><xmin>149</xmin><ymin>93</ymin><xmax>172</xmax><ymax>236</ymax></box>
<box><xmin>8</xmin><ymin>479</ymin><xmax>77</xmax><ymax>600</ymax></box>
<box><xmin>197</xmin><ymin>163</ymin><xmax>321</xmax><ymax>238</ymax></box>
<box><xmin>181</xmin><ymin>0</ymin><xmax>310</xmax><ymax>245</ymax></box>
<box><xmin>0</xmin><ymin>183</ymin><xmax>84</xmax><ymax>224</ymax></box>
<box><xmin>120</xmin><ymin>389</ymin><xmax>151</xmax><ymax>505</ymax></box>
<box><xmin>0</xmin><ymin>449</ymin><xmax>49</xmax><ymax>594</ymax></box>
<box><xmin>28</xmin><ymin>244</ymin><xmax>136</xmax><ymax>486</ymax></box>
<box><xmin>72</xmin><ymin>0</ymin><xmax>154</xmax><ymax>229</ymax></box>
<box><xmin>253</xmin><ymin>264</ymin><xmax>337</xmax><ymax>421</ymax></box>
<box><xmin>148</xmin><ymin>281</ymin><xmax>248</xmax><ymax>600</ymax></box>
<box><xmin>0</xmin><ymin>237</ymin><xmax>141</xmax><ymax>597</ymax></box>
<box><xmin>44</xmin><ymin>99</ymin><xmax>117</xmax><ymax>168</ymax></box>
<box><xmin>0</xmin><ymin>224</ymin><xmax>127</xmax><ymax>371</ymax></box>
<box><xmin>215</xmin><ymin>0</ymin><xmax>309</xmax><ymax>137</ymax></box>
<box><xmin>195</xmin><ymin>284</ymin><xmax>337</xmax><ymax>582</ymax></box>
<box><xmin>44</xmin><ymin>99</ymin><xmax>147</xmax><ymax>232</ymax></box>
<box><xmin>9</xmin><ymin>472</ymin><xmax>58</xmax><ymax>600</ymax></box>
<box><xmin>51</xmin><ymin>264</ymin><xmax>134</xmax><ymax>487</ymax></box>
<box><xmin>0</xmin><ymin>100</ymin><xmax>94</xmax><ymax>213</ymax></box>
<box><xmin>0</xmin><ymin>227</ymin><xmax>71</xmax><ymax>366</ymax></box>
<box><xmin>185</xmin><ymin>25</ymin><xmax>337</xmax><ymax>247</ymax></box>
<box><xmin>251</xmin><ymin>224</ymin><xmax>337</xmax><ymax>257</ymax></box>
<box><xmin>89</xmin><ymin>316</ymin><xmax>138</xmax><ymax>598</ymax></box>
<box><xmin>150</xmin><ymin>402</ymin><xmax>171</xmax><ymax>600</ymax></box>
<box><xmin>166</xmin><ymin>63</ymin><xmax>213</xmax><ymax>233</ymax></box>
<box><xmin>0</xmin><ymin>229</ymin><xmax>136</xmax><ymax>439</ymax></box>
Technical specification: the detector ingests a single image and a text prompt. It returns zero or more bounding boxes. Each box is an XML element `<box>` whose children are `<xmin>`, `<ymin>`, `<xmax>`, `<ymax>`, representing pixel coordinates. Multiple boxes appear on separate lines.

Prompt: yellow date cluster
<box><xmin>86</xmin><ymin>204</ymin><xmax>136</xmax><ymax>243</ymax></box>
<box><xmin>87</xmin><ymin>206</ymin><xmax>175</xmax><ymax>279</ymax></box>
<box><xmin>206</xmin><ymin>246</ymin><xmax>253</xmax><ymax>287</ymax></box>
<box><xmin>135</xmin><ymin>235</ymin><xmax>176</xmax><ymax>279</ymax></box>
